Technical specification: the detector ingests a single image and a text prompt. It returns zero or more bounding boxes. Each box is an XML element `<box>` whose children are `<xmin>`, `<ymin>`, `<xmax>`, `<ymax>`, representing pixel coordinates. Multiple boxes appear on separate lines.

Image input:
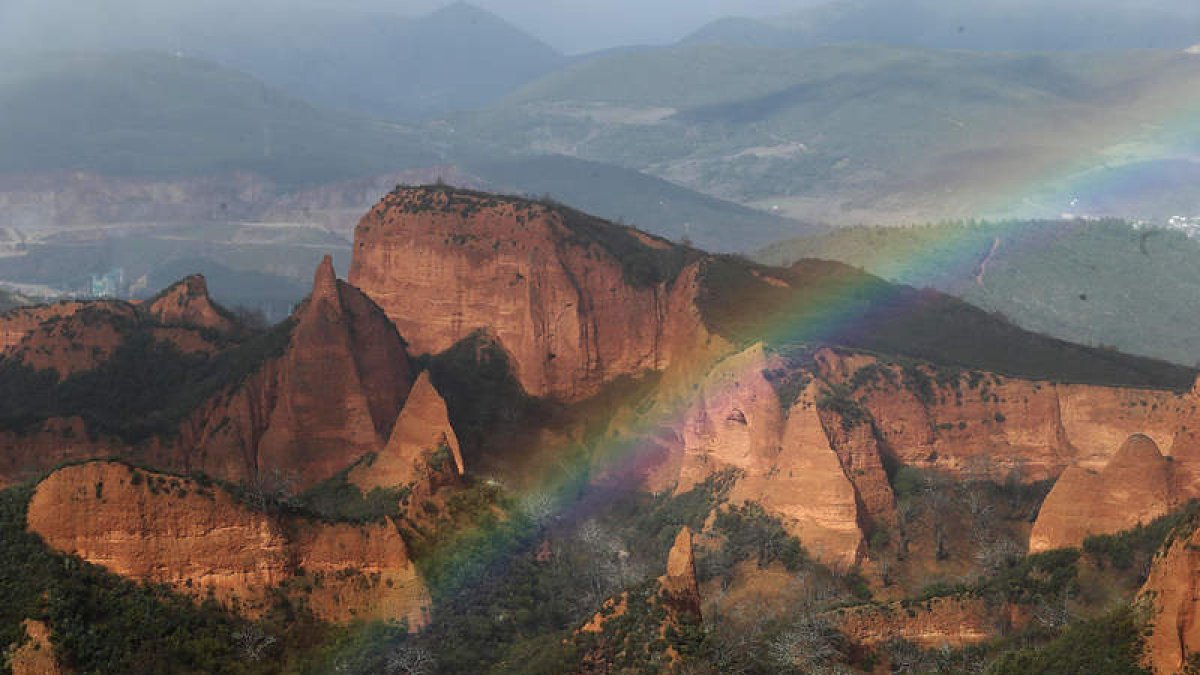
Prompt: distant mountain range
<box><xmin>686</xmin><ymin>0</ymin><xmax>1200</xmax><ymax>52</ymax></box>
<box><xmin>468</xmin><ymin>43</ymin><xmax>1200</xmax><ymax>224</ymax></box>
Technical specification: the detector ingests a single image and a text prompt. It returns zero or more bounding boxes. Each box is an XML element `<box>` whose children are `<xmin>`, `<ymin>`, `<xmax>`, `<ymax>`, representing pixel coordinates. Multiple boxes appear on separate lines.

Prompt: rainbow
<box><xmin>401</xmin><ymin>57</ymin><xmax>1200</xmax><ymax>629</ymax></box>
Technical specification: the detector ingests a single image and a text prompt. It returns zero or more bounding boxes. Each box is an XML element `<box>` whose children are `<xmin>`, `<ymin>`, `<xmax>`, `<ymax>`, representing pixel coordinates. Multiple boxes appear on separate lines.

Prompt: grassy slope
<box><xmin>757</xmin><ymin>220</ymin><xmax>1200</xmax><ymax>366</ymax></box>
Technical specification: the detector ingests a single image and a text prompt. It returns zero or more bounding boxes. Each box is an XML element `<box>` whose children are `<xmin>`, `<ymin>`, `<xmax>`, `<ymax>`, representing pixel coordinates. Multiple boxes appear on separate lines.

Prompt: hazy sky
<box><xmin>0</xmin><ymin>0</ymin><xmax>822</xmax><ymax>54</ymax></box>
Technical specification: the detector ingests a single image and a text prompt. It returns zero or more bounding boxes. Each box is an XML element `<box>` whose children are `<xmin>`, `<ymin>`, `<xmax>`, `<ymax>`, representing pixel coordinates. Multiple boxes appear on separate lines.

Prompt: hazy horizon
<box><xmin>0</xmin><ymin>0</ymin><xmax>822</xmax><ymax>55</ymax></box>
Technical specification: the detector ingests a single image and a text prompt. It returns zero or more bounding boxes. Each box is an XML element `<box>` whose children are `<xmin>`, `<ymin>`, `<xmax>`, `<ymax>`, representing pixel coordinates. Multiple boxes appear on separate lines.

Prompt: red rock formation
<box><xmin>832</xmin><ymin>596</ymin><xmax>999</xmax><ymax>648</ymax></box>
<box><xmin>1140</xmin><ymin>520</ymin><xmax>1200</xmax><ymax>674</ymax></box>
<box><xmin>349</xmin><ymin>370</ymin><xmax>463</xmax><ymax>492</ymax></box>
<box><xmin>6</xmin><ymin>619</ymin><xmax>65</xmax><ymax>675</ymax></box>
<box><xmin>292</xmin><ymin>520</ymin><xmax>429</xmax><ymax>626</ymax></box>
<box><xmin>348</xmin><ymin>186</ymin><xmax>713</xmax><ymax>401</ymax></box>
<box><xmin>816</xmin><ymin>349</ymin><xmax>1194</xmax><ymax>482</ymax></box>
<box><xmin>255</xmin><ymin>256</ymin><xmax>415</xmax><ymax>487</ymax></box>
<box><xmin>1030</xmin><ymin>434</ymin><xmax>1174</xmax><ymax>552</ymax></box>
<box><xmin>26</xmin><ymin>461</ymin><xmax>430</xmax><ymax>627</ymax></box>
<box><xmin>0</xmin><ymin>279</ymin><xmax>234</xmax><ymax>380</ymax></box>
<box><xmin>672</xmin><ymin>345</ymin><xmax>866</xmax><ymax>566</ymax></box>
<box><xmin>146</xmin><ymin>274</ymin><xmax>236</xmax><ymax>334</ymax></box>
<box><xmin>576</xmin><ymin>527</ymin><xmax>703</xmax><ymax>671</ymax></box>
<box><xmin>0</xmin><ymin>301</ymin><xmax>90</xmax><ymax>351</ymax></box>
<box><xmin>5</xmin><ymin>302</ymin><xmax>136</xmax><ymax>377</ymax></box>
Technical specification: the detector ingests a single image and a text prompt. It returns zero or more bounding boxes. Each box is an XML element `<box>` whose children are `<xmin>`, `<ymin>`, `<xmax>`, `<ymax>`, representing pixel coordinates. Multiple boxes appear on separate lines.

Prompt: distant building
<box><xmin>88</xmin><ymin>268</ymin><xmax>125</xmax><ymax>298</ymax></box>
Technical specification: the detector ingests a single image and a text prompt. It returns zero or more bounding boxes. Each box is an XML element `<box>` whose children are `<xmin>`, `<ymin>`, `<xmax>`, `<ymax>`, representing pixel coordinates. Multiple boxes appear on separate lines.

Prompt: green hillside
<box><xmin>0</xmin><ymin>51</ymin><xmax>436</xmax><ymax>188</ymax></box>
<box><xmin>686</xmin><ymin>0</ymin><xmax>1200</xmax><ymax>51</ymax></box>
<box><xmin>462</xmin><ymin>155</ymin><xmax>814</xmax><ymax>252</ymax></box>
<box><xmin>452</xmin><ymin>44</ymin><xmax>1200</xmax><ymax>226</ymax></box>
<box><xmin>757</xmin><ymin>219</ymin><xmax>1200</xmax><ymax>367</ymax></box>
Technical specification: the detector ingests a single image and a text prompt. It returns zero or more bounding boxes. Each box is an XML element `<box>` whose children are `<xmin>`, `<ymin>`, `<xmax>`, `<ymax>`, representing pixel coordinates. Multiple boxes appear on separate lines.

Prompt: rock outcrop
<box><xmin>1030</xmin><ymin>434</ymin><xmax>1175</xmax><ymax>552</ymax></box>
<box><xmin>178</xmin><ymin>257</ymin><xmax>415</xmax><ymax>488</ymax></box>
<box><xmin>814</xmin><ymin>349</ymin><xmax>1193</xmax><ymax>482</ymax></box>
<box><xmin>670</xmin><ymin>345</ymin><xmax>867</xmax><ymax>566</ymax></box>
<box><xmin>0</xmin><ymin>301</ymin><xmax>91</xmax><ymax>351</ymax></box>
<box><xmin>576</xmin><ymin>528</ymin><xmax>704</xmax><ymax>671</ymax></box>
<box><xmin>26</xmin><ymin>462</ymin><xmax>430</xmax><ymax>627</ymax></box>
<box><xmin>6</xmin><ymin>619</ymin><xmax>65</xmax><ymax>675</ymax></box>
<box><xmin>349</xmin><ymin>371</ymin><xmax>463</xmax><ymax>492</ymax></box>
<box><xmin>3</xmin><ymin>302</ymin><xmax>138</xmax><ymax>377</ymax></box>
<box><xmin>253</xmin><ymin>256</ymin><xmax>414</xmax><ymax>487</ymax></box>
<box><xmin>145</xmin><ymin>274</ymin><xmax>236</xmax><ymax>334</ymax></box>
<box><xmin>1140</xmin><ymin>520</ymin><xmax>1200</xmax><ymax>674</ymax></box>
<box><xmin>832</xmin><ymin>596</ymin><xmax>999</xmax><ymax>649</ymax></box>
<box><xmin>348</xmin><ymin>186</ymin><xmax>713</xmax><ymax>401</ymax></box>
<box><xmin>660</xmin><ymin>527</ymin><xmax>702</xmax><ymax>620</ymax></box>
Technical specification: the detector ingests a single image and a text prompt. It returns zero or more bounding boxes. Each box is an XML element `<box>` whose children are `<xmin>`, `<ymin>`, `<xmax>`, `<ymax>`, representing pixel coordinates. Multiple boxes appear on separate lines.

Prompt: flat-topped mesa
<box><xmin>252</xmin><ymin>257</ymin><xmax>415</xmax><ymax>487</ymax></box>
<box><xmin>146</xmin><ymin>274</ymin><xmax>236</xmax><ymax>334</ymax></box>
<box><xmin>348</xmin><ymin>185</ymin><xmax>712</xmax><ymax>401</ymax></box>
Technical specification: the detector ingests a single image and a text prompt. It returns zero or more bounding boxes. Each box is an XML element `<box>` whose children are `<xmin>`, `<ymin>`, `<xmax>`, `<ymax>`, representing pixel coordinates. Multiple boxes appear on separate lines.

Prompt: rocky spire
<box><xmin>660</xmin><ymin>527</ymin><xmax>701</xmax><ymax>618</ymax></box>
<box><xmin>349</xmin><ymin>370</ymin><xmax>464</xmax><ymax>492</ymax></box>
<box><xmin>312</xmin><ymin>254</ymin><xmax>340</xmax><ymax>305</ymax></box>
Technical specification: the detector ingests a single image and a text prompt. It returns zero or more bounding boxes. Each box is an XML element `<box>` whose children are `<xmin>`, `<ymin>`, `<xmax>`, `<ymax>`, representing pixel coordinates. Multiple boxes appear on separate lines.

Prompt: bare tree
<box><xmin>974</xmin><ymin>537</ymin><xmax>1023</xmax><ymax>574</ymax></box>
<box><xmin>768</xmin><ymin>616</ymin><xmax>845</xmax><ymax>673</ymax></box>
<box><xmin>232</xmin><ymin>625</ymin><xmax>277</xmax><ymax>662</ymax></box>
<box><xmin>385</xmin><ymin>645</ymin><xmax>436</xmax><ymax>675</ymax></box>
<box><xmin>1034</xmin><ymin>589</ymin><xmax>1074</xmax><ymax>629</ymax></box>
<box><xmin>519</xmin><ymin>490</ymin><xmax>557</xmax><ymax>526</ymax></box>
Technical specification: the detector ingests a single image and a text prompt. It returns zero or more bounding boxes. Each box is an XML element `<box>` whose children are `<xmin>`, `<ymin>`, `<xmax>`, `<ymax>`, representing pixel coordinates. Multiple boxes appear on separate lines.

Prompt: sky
<box><xmin>0</xmin><ymin>0</ymin><xmax>822</xmax><ymax>54</ymax></box>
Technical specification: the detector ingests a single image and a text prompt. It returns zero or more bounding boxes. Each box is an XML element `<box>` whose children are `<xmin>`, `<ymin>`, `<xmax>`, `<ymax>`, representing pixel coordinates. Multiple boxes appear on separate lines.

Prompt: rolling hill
<box><xmin>456</xmin><ymin>43</ymin><xmax>1200</xmax><ymax>226</ymax></box>
<box><xmin>757</xmin><ymin>219</ymin><xmax>1200</xmax><ymax>366</ymax></box>
<box><xmin>179</xmin><ymin>2</ymin><xmax>568</xmax><ymax>120</ymax></box>
<box><xmin>686</xmin><ymin>0</ymin><xmax>1200</xmax><ymax>52</ymax></box>
<box><xmin>0</xmin><ymin>50</ymin><xmax>436</xmax><ymax>188</ymax></box>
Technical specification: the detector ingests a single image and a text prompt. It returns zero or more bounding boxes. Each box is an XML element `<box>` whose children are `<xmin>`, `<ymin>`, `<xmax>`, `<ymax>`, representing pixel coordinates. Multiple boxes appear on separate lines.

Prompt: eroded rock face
<box><xmin>349</xmin><ymin>370</ymin><xmax>463</xmax><ymax>492</ymax></box>
<box><xmin>672</xmin><ymin>345</ymin><xmax>866</xmax><ymax>567</ymax></box>
<box><xmin>249</xmin><ymin>256</ymin><xmax>415</xmax><ymax>488</ymax></box>
<box><xmin>576</xmin><ymin>527</ymin><xmax>704</xmax><ymax>671</ymax></box>
<box><xmin>146</xmin><ymin>274</ymin><xmax>236</xmax><ymax>334</ymax></box>
<box><xmin>1029</xmin><ymin>434</ymin><xmax>1174</xmax><ymax>552</ymax></box>
<box><xmin>832</xmin><ymin>596</ymin><xmax>999</xmax><ymax>649</ymax></box>
<box><xmin>4</xmin><ymin>302</ymin><xmax>137</xmax><ymax>378</ymax></box>
<box><xmin>348</xmin><ymin>186</ymin><xmax>712</xmax><ymax>401</ymax></box>
<box><xmin>28</xmin><ymin>462</ymin><xmax>290</xmax><ymax>608</ymax></box>
<box><xmin>0</xmin><ymin>302</ymin><xmax>91</xmax><ymax>351</ymax></box>
<box><xmin>7</xmin><ymin>620</ymin><xmax>65</xmax><ymax>675</ymax></box>
<box><xmin>815</xmin><ymin>349</ymin><xmax>1194</xmax><ymax>482</ymax></box>
<box><xmin>26</xmin><ymin>462</ymin><xmax>430</xmax><ymax>627</ymax></box>
<box><xmin>661</xmin><ymin>527</ymin><xmax>702</xmax><ymax>619</ymax></box>
<box><xmin>1140</xmin><ymin>521</ymin><xmax>1200</xmax><ymax>674</ymax></box>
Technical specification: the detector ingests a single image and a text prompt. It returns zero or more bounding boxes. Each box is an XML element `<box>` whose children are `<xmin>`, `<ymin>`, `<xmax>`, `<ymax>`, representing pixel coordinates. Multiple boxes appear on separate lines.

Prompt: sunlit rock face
<box><xmin>146</xmin><ymin>274</ymin><xmax>237</xmax><ymax>334</ymax></box>
<box><xmin>348</xmin><ymin>186</ymin><xmax>714</xmax><ymax>401</ymax></box>
<box><xmin>254</xmin><ymin>256</ymin><xmax>414</xmax><ymax>487</ymax></box>
<box><xmin>671</xmin><ymin>344</ymin><xmax>866</xmax><ymax>567</ymax></box>
<box><xmin>349</xmin><ymin>370</ymin><xmax>463</xmax><ymax>492</ymax></box>
<box><xmin>7</xmin><ymin>619</ymin><xmax>65</xmax><ymax>675</ymax></box>
<box><xmin>1140</xmin><ymin>518</ymin><xmax>1200</xmax><ymax>674</ymax></box>
<box><xmin>1030</xmin><ymin>434</ymin><xmax>1174</xmax><ymax>552</ymax></box>
<box><xmin>181</xmin><ymin>256</ymin><xmax>415</xmax><ymax>488</ymax></box>
<box><xmin>27</xmin><ymin>461</ymin><xmax>430</xmax><ymax>627</ymax></box>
